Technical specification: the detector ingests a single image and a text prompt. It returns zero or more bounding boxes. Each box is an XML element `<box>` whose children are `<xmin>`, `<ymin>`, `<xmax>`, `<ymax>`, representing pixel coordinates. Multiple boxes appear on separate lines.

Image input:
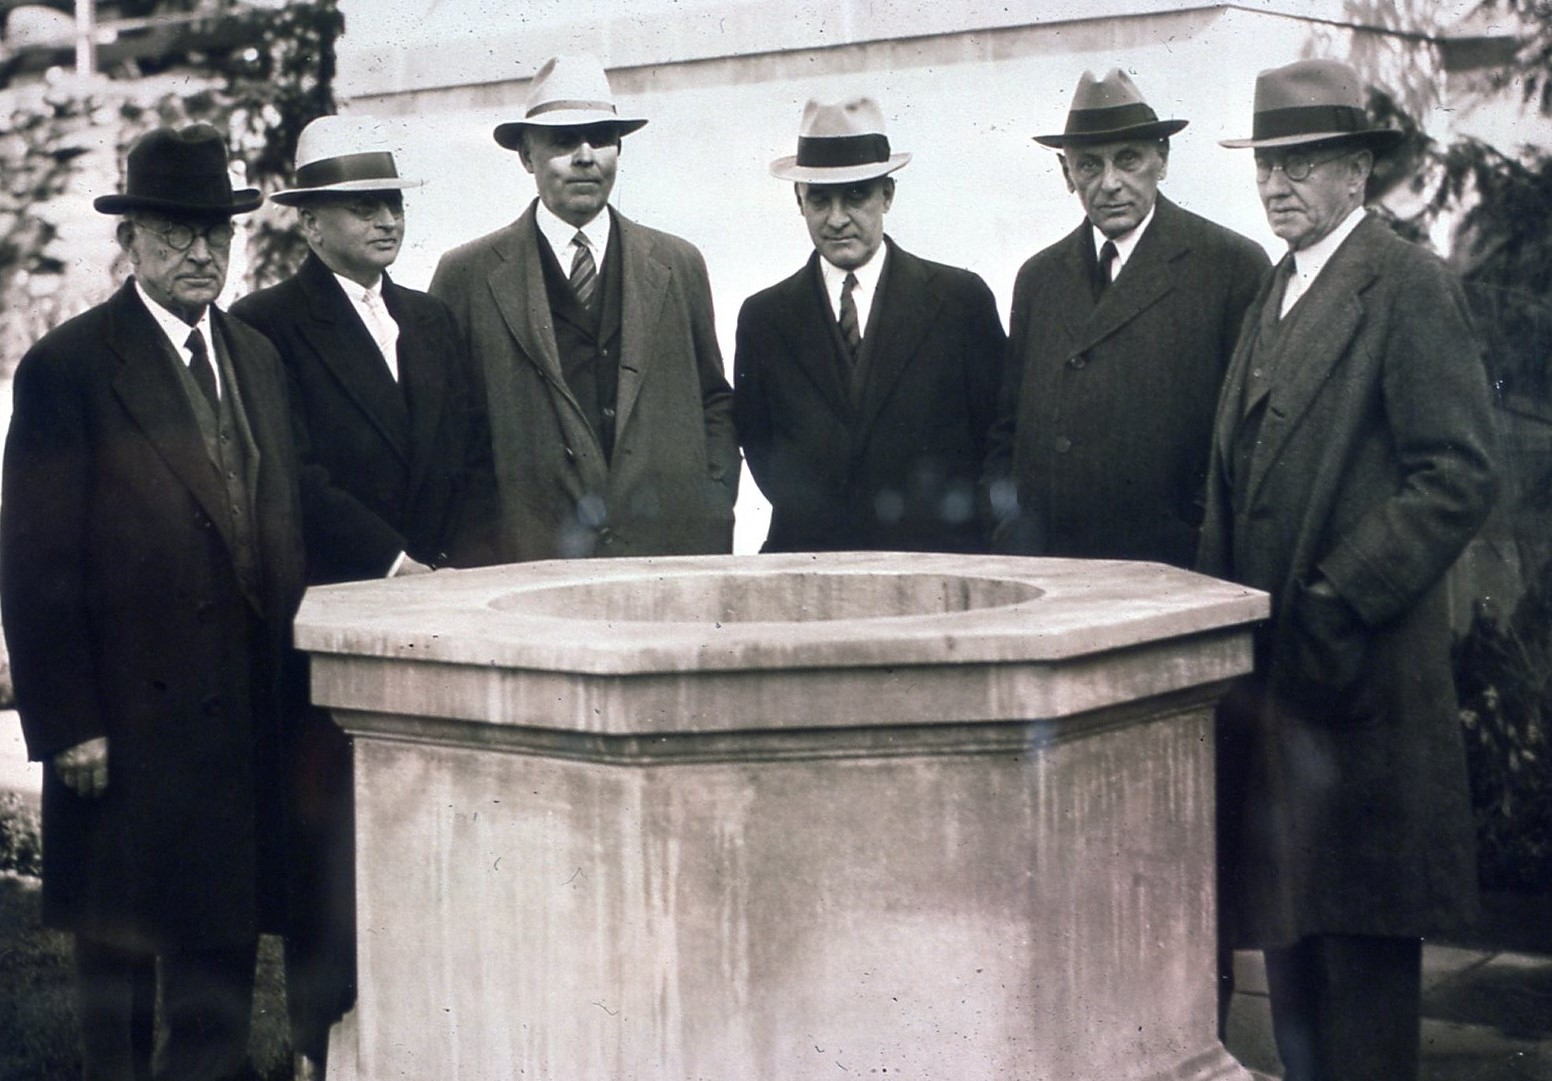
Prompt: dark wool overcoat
<box><xmin>733</xmin><ymin>238</ymin><xmax>1006</xmax><ymax>553</ymax></box>
<box><xmin>429</xmin><ymin>202</ymin><xmax>738</xmax><ymax>561</ymax></box>
<box><xmin>231</xmin><ymin>252</ymin><xmax>492</xmax><ymax>580</ymax></box>
<box><xmin>1198</xmin><ymin>213</ymin><xmax>1498</xmax><ymax>948</ymax></box>
<box><xmin>985</xmin><ymin>195</ymin><xmax>1270</xmax><ymax>567</ymax></box>
<box><xmin>1</xmin><ymin>282</ymin><xmax>307</xmax><ymax>949</ymax></box>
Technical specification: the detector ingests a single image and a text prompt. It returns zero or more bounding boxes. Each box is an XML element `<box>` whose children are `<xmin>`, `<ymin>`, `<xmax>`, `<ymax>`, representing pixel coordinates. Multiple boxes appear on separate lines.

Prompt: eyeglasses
<box><xmin>136</xmin><ymin>217</ymin><xmax>235</xmax><ymax>251</ymax></box>
<box><xmin>1254</xmin><ymin>151</ymin><xmax>1346</xmax><ymax>183</ymax></box>
<box><xmin>330</xmin><ymin>193</ymin><xmax>406</xmax><ymax>221</ymax></box>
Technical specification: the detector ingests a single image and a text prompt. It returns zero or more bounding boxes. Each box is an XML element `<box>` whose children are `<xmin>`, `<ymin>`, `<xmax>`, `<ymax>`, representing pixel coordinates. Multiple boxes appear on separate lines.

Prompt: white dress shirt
<box><xmin>1090</xmin><ymin>201</ymin><xmax>1157</xmax><ymax>278</ymax></box>
<box><xmin>534</xmin><ymin>199</ymin><xmax>613</xmax><ymax>277</ymax></box>
<box><xmin>337</xmin><ymin>272</ymin><xmax>400</xmax><ymax>381</ymax></box>
<box><xmin>820</xmin><ymin>243</ymin><xmax>887</xmax><ymax>338</ymax></box>
<box><xmin>134</xmin><ymin>280</ymin><xmax>221</xmax><ymax>398</ymax></box>
<box><xmin>1282</xmin><ymin>206</ymin><xmax>1367</xmax><ymax>318</ymax></box>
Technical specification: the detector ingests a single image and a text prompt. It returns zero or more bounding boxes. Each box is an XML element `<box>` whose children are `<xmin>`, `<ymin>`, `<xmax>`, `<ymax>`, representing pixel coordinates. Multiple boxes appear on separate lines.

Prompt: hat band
<box><xmin>295</xmin><ymin>151</ymin><xmax>399</xmax><ymax>189</ymax></box>
<box><xmin>795</xmin><ymin>133</ymin><xmax>891</xmax><ymax>169</ymax></box>
<box><xmin>1253</xmin><ymin>104</ymin><xmax>1369</xmax><ymax>141</ymax></box>
<box><xmin>1064</xmin><ymin>101</ymin><xmax>1163</xmax><ymax>137</ymax></box>
<box><xmin>526</xmin><ymin>98</ymin><xmax>619</xmax><ymax>120</ymax></box>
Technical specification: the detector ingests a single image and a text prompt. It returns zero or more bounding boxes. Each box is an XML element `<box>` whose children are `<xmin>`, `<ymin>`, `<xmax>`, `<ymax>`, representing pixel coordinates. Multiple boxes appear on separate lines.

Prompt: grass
<box><xmin>0</xmin><ymin>873</ymin><xmax>294</xmax><ymax>1081</ymax></box>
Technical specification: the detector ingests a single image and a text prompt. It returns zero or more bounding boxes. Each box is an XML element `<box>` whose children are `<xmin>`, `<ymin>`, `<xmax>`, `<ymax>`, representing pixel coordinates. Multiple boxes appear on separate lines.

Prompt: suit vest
<box><xmin>536</xmin><ymin>221</ymin><xmax>625</xmax><ymax>461</ymax></box>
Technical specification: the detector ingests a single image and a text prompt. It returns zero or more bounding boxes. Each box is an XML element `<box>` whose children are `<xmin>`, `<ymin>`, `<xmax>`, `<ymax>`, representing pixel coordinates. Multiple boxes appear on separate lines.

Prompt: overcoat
<box><xmin>429</xmin><ymin>202</ymin><xmax>738</xmax><ymax>561</ymax></box>
<box><xmin>231</xmin><ymin>252</ymin><xmax>490</xmax><ymax>580</ymax></box>
<box><xmin>985</xmin><ymin>195</ymin><xmax>1269</xmax><ymax>567</ymax></box>
<box><xmin>0</xmin><ymin>281</ymin><xmax>307</xmax><ymax>949</ymax></box>
<box><xmin>1197</xmin><ymin>213</ymin><xmax>1498</xmax><ymax>948</ymax></box>
<box><xmin>733</xmin><ymin>238</ymin><xmax>1006</xmax><ymax>552</ymax></box>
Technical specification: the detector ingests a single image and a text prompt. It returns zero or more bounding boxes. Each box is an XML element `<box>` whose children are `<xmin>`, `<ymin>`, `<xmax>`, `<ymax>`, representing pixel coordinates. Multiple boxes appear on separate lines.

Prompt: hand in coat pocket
<box><xmin>1282</xmin><ymin>578</ymin><xmax>1377</xmax><ymax>725</ymax></box>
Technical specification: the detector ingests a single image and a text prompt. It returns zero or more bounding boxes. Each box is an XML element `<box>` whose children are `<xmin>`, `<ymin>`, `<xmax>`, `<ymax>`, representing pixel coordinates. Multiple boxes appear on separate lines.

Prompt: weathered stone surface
<box><xmin>296</xmin><ymin>553</ymin><xmax>1267</xmax><ymax>1081</ymax></box>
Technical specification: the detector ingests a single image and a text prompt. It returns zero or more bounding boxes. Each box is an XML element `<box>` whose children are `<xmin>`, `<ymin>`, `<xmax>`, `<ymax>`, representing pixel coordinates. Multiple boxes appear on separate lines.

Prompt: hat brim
<box><xmin>1033</xmin><ymin>118</ymin><xmax>1189</xmax><ymax>148</ymax></box>
<box><xmin>270</xmin><ymin>177</ymin><xmax>423</xmax><ymax>206</ymax></box>
<box><xmin>493</xmin><ymin>113</ymin><xmax>649</xmax><ymax>150</ymax></box>
<box><xmin>1219</xmin><ymin>128</ymin><xmax>1406</xmax><ymax>150</ymax></box>
<box><xmin>93</xmin><ymin>189</ymin><xmax>263</xmax><ymax>216</ymax></box>
<box><xmin>769</xmin><ymin>153</ymin><xmax>911</xmax><ymax>185</ymax></box>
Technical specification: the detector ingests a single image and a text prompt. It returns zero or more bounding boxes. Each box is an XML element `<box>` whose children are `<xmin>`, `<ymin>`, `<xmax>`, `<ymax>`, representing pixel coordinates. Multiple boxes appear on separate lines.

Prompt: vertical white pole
<box><xmin>75</xmin><ymin>0</ymin><xmax>97</xmax><ymax>77</ymax></box>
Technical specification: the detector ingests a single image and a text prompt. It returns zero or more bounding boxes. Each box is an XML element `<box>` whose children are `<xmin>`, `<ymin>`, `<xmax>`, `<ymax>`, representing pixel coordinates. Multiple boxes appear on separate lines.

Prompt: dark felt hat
<box><xmin>1034</xmin><ymin>69</ymin><xmax>1188</xmax><ymax>149</ymax></box>
<box><xmin>94</xmin><ymin>124</ymin><xmax>262</xmax><ymax>216</ymax></box>
<box><xmin>1220</xmin><ymin>58</ymin><xmax>1404</xmax><ymax>150</ymax></box>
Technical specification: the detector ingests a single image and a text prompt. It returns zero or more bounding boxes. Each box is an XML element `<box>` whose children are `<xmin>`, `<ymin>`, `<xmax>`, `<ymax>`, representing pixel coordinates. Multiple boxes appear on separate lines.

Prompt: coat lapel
<box><xmin>107</xmin><ymin>283</ymin><xmax>241</xmax><ymax>561</ymax></box>
<box><xmin>295</xmin><ymin>255</ymin><xmax>410</xmax><ymax>463</ymax></box>
<box><xmin>1243</xmin><ymin>217</ymin><xmax>1382</xmax><ymax>503</ymax></box>
<box><xmin>854</xmin><ymin>240</ymin><xmax>940</xmax><ymax>444</ymax></box>
<box><xmin>1070</xmin><ymin>196</ymin><xmax>1187</xmax><ymax>356</ymax></box>
<box><xmin>382</xmin><ymin>272</ymin><xmax>448</xmax><ymax>495</ymax></box>
<box><xmin>613</xmin><ymin>211</ymin><xmax>669</xmax><ymax>443</ymax></box>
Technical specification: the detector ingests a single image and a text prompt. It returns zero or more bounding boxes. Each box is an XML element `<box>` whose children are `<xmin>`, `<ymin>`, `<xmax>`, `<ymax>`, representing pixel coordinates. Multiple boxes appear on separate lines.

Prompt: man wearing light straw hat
<box><xmin>985</xmin><ymin>68</ymin><xmax>1268</xmax><ymax>569</ymax></box>
<box><xmin>431</xmin><ymin>55</ymin><xmax>738</xmax><ymax>562</ymax></box>
<box><xmin>734</xmin><ymin>95</ymin><xmax>1005</xmax><ymax>553</ymax></box>
<box><xmin>231</xmin><ymin>113</ymin><xmax>491</xmax><ymax>1079</ymax></box>
<box><xmin>1199</xmin><ymin>58</ymin><xmax>1497</xmax><ymax>1081</ymax></box>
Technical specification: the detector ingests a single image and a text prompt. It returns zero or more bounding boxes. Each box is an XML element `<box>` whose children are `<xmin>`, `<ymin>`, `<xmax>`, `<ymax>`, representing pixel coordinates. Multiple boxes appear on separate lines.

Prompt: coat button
<box><xmin>1067</xmin><ymin>354</ymin><xmax>1087</xmax><ymax>370</ymax></box>
<box><xmin>1054</xmin><ymin>436</ymin><xmax>1072</xmax><ymax>453</ymax></box>
<box><xmin>564</xmin><ymin>446</ymin><xmax>576</xmax><ymax>461</ymax></box>
<box><xmin>602</xmin><ymin>406</ymin><xmax>616</xmax><ymax>418</ymax></box>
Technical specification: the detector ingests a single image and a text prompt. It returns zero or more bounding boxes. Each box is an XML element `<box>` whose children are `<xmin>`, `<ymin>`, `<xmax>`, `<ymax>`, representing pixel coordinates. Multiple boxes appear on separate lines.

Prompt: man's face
<box><xmin>1061</xmin><ymin>139</ymin><xmax>1168</xmax><ymax>240</ymax></box>
<box><xmin>798</xmin><ymin>178</ymin><xmax>894</xmax><ymax>270</ymax></box>
<box><xmin>123</xmin><ymin>213</ymin><xmax>233</xmax><ymax>323</ymax></box>
<box><xmin>1255</xmin><ymin>146</ymin><xmax>1368</xmax><ymax>252</ymax></box>
<box><xmin>519</xmin><ymin>124</ymin><xmax>621</xmax><ymax>227</ymax></box>
<box><xmin>299</xmin><ymin>192</ymin><xmax>405</xmax><ymax>287</ymax></box>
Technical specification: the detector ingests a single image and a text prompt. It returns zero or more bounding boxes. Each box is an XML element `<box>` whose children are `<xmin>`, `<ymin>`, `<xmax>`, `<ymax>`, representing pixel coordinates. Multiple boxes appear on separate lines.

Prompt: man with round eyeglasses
<box><xmin>1200</xmin><ymin>58</ymin><xmax>1498</xmax><ymax>1081</ymax></box>
<box><xmin>1</xmin><ymin>123</ymin><xmax>308</xmax><ymax>1081</ymax></box>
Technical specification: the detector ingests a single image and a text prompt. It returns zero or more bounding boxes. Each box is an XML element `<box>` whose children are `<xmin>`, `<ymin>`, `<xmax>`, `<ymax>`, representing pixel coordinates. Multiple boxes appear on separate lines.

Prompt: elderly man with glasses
<box><xmin>1</xmin><ymin>124</ymin><xmax>308</xmax><ymax>1081</ymax></box>
<box><xmin>1200</xmin><ymin>58</ymin><xmax>1498</xmax><ymax>1081</ymax></box>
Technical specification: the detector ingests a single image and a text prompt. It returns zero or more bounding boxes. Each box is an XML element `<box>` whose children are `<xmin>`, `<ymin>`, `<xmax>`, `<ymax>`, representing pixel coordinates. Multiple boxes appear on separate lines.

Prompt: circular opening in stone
<box><xmin>488</xmin><ymin>571</ymin><xmax>1044</xmax><ymax>624</ymax></box>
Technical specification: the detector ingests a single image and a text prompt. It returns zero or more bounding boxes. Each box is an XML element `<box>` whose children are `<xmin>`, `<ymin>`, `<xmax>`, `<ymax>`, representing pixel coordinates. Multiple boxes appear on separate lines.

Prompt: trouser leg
<box><xmin>74</xmin><ymin>935</ymin><xmax>156</xmax><ymax>1081</ymax></box>
<box><xmin>1265</xmin><ymin>933</ymin><xmax>1422</xmax><ymax>1081</ymax></box>
<box><xmin>157</xmin><ymin>940</ymin><xmax>258</xmax><ymax>1081</ymax></box>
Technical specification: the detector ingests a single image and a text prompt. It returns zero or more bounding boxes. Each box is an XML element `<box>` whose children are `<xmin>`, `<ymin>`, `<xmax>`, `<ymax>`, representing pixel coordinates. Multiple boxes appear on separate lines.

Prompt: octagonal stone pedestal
<box><xmin>294</xmin><ymin>552</ymin><xmax>1268</xmax><ymax>1081</ymax></box>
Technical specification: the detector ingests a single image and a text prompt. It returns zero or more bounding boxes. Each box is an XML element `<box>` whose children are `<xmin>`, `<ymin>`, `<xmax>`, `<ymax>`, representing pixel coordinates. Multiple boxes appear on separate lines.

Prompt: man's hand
<box><xmin>53</xmin><ymin>737</ymin><xmax>109</xmax><ymax>798</ymax></box>
<box><xmin>394</xmin><ymin>555</ymin><xmax>435</xmax><ymax>577</ymax></box>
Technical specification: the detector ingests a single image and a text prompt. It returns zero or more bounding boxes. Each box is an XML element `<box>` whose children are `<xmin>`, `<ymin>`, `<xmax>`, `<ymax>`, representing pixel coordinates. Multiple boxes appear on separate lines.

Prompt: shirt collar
<box><xmin>1291</xmin><ymin>205</ymin><xmax>1366</xmax><ymax>284</ymax></box>
<box><xmin>1090</xmin><ymin>200</ymin><xmax>1156</xmax><ymax>271</ymax></box>
<box><xmin>133</xmin><ymin>279</ymin><xmax>213</xmax><ymax>357</ymax></box>
<box><xmin>819</xmin><ymin>239</ymin><xmax>887</xmax><ymax>296</ymax></box>
<box><xmin>534</xmin><ymin>198</ymin><xmax>612</xmax><ymax>268</ymax></box>
<box><xmin>335</xmin><ymin>271</ymin><xmax>384</xmax><ymax>303</ymax></box>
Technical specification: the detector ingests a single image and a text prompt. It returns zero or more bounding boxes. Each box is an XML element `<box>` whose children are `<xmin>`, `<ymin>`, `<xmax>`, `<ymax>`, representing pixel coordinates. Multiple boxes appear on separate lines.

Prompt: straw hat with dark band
<box><xmin>769</xmin><ymin>96</ymin><xmax>911</xmax><ymax>185</ymax></box>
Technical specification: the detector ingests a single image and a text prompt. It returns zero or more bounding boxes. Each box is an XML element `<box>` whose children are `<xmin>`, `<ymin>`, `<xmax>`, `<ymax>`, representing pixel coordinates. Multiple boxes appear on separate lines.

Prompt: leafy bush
<box><xmin>0</xmin><ymin>790</ymin><xmax>41</xmax><ymax>878</ymax></box>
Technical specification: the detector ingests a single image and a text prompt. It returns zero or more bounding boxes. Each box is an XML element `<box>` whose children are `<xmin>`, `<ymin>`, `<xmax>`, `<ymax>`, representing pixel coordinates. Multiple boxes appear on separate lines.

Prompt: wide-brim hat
<box><xmin>94</xmin><ymin>124</ymin><xmax>262</xmax><ymax>216</ymax></box>
<box><xmin>769</xmin><ymin>96</ymin><xmax>911</xmax><ymax>184</ymax></box>
<box><xmin>271</xmin><ymin>114</ymin><xmax>422</xmax><ymax>206</ymax></box>
<box><xmin>1220</xmin><ymin>58</ymin><xmax>1405</xmax><ymax>150</ymax></box>
<box><xmin>493</xmin><ymin>55</ymin><xmax>648</xmax><ymax>150</ymax></box>
<box><xmin>1034</xmin><ymin>69</ymin><xmax>1188</xmax><ymax>148</ymax></box>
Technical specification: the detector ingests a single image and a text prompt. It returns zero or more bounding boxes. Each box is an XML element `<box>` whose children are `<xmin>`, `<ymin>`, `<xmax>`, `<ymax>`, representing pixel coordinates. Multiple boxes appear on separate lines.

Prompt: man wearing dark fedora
<box><xmin>230</xmin><ymin>114</ymin><xmax>491</xmax><ymax>1080</ymax></box>
<box><xmin>1</xmin><ymin>124</ymin><xmax>307</xmax><ymax>1081</ymax></box>
<box><xmin>734</xmin><ymin>96</ymin><xmax>1005</xmax><ymax>552</ymax></box>
<box><xmin>430</xmin><ymin>54</ymin><xmax>738</xmax><ymax>561</ymax></box>
<box><xmin>1199</xmin><ymin>58</ymin><xmax>1497</xmax><ymax>1081</ymax></box>
<box><xmin>984</xmin><ymin>69</ymin><xmax>1268</xmax><ymax>568</ymax></box>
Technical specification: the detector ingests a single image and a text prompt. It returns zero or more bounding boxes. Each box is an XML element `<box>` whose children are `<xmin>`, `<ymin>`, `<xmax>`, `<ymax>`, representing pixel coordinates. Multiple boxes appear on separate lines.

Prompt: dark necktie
<box><xmin>1098</xmin><ymin>240</ymin><xmax>1119</xmax><ymax>293</ymax></box>
<box><xmin>838</xmin><ymin>272</ymin><xmax>861</xmax><ymax>360</ymax></box>
<box><xmin>185</xmin><ymin>329</ymin><xmax>218</xmax><ymax>408</ymax></box>
<box><xmin>569</xmin><ymin>231</ymin><xmax>597</xmax><ymax>311</ymax></box>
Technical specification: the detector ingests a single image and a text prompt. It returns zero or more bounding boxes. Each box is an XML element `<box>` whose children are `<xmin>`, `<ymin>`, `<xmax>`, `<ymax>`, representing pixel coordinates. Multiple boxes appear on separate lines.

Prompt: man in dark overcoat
<box><xmin>984</xmin><ymin>69</ymin><xmax>1268</xmax><ymax>567</ymax></box>
<box><xmin>0</xmin><ymin>125</ymin><xmax>307</xmax><ymax>1081</ymax></box>
<box><xmin>229</xmin><ymin>114</ymin><xmax>490</xmax><ymax>1080</ymax></box>
<box><xmin>734</xmin><ymin>96</ymin><xmax>1006</xmax><ymax>553</ymax></box>
<box><xmin>1199</xmin><ymin>59</ymin><xmax>1498</xmax><ymax>1081</ymax></box>
<box><xmin>429</xmin><ymin>54</ymin><xmax>738</xmax><ymax>561</ymax></box>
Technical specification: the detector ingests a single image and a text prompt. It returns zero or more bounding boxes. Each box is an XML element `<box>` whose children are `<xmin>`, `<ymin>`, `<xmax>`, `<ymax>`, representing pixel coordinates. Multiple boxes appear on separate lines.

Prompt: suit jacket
<box><xmin>232</xmin><ymin>253</ymin><xmax>490</xmax><ymax>582</ymax></box>
<box><xmin>1198</xmin><ymin>213</ymin><xmax>1498</xmax><ymax>947</ymax></box>
<box><xmin>985</xmin><ymin>195</ymin><xmax>1269</xmax><ymax>567</ymax></box>
<box><xmin>734</xmin><ymin>238</ymin><xmax>1006</xmax><ymax>552</ymax></box>
<box><xmin>0</xmin><ymin>281</ymin><xmax>307</xmax><ymax>948</ymax></box>
<box><xmin>429</xmin><ymin>202</ymin><xmax>738</xmax><ymax>561</ymax></box>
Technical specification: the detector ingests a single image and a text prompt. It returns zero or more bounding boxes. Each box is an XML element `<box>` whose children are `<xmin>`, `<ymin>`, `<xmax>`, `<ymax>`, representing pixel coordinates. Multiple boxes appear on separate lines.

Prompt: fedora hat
<box><xmin>271</xmin><ymin>115</ymin><xmax>421</xmax><ymax>206</ymax></box>
<box><xmin>1034</xmin><ymin>69</ymin><xmax>1187</xmax><ymax>149</ymax></box>
<box><xmin>493</xmin><ymin>55</ymin><xmax>648</xmax><ymax>150</ymax></box>
<box><xmin>1220</xmin><ymin>58</ymin><xmax>1404</xmax><ymax>150</ymax></box>
<box><xmin>769</xmin><ymin>96</ymin><xmax>911</xmax><ymax>184</ymax></box>
<box><xmin>94</xmin><ymin>124</ymin><xmax>262</xmax><ymax>216</ymax></box>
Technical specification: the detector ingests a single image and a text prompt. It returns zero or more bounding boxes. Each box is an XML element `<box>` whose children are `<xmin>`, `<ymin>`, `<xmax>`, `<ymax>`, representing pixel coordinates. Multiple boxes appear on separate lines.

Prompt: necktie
<box><xmin>1275</xmin><ymin>256</ymin><xmax>1301</xmax><ymax>319</ymax></box>
<box><xmin>361</xmin><ymin>289</ymin><xmax>400</xmax><ymax>380</ymax></box>
<box><xmin>185</xmin><ymin>329</ymin><xmax>218</xmax><ymax>408</ymax></box>
<box><xmin>838</xmin><ymin>272</ymin><xmax>861</xmax><ymax>360</ymax></box>
<box><xmin>1098</xmin><ymin>240</ymin><xmax>1119</xmax><ymax>293</ymax></box>
<box><xmin>569</xmin><ymin>231</ymin><xmax>598</xmax><ymax>311</ymax></box>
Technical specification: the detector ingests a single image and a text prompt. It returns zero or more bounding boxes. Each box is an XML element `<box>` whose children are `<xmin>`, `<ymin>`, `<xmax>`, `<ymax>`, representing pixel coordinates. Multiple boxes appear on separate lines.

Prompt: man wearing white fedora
<box><xmin>984</xmin><ymin>69</ymin><xmax>1268</xmax><ymax>569</ymax></box>
<box><xmin>1200</xmin><ymin>58</ymin><xmax>1496</xmax><ymax>1081</ymax></box>
<box><xmin>430</xmin><ymin>54</ymin><xmax>738</xmax><ymax>561</ymax></box>
<box><xmin>231</xmin><ymin>113</ymin><xmax>492</xmax><ymax>1079</ymax></box>
<box><xmin>734</xmin><ymin>96</ymin><xmax>1005</xmax><ymax>552</ymax></box>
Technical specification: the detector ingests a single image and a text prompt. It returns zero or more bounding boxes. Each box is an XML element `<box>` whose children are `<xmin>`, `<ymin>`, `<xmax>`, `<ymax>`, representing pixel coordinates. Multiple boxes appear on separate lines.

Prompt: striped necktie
<box><xmin>569</xmin><ymin>231</ymin><xmax>598</xmax><ymax>311</ymax></box>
